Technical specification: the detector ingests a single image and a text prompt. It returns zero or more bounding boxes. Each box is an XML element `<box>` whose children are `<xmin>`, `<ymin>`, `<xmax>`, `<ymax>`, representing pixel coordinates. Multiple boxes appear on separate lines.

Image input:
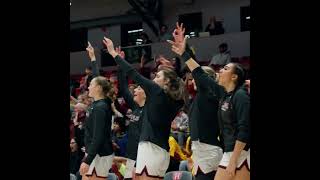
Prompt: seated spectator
<box><xmin>176</xmin><ymin>136</ymin><xmax>193</xmax><ymax>172</ymax></box>
<box><xmin>159</xmin><ymin>24</ymin><xmax>172</xmax><ymax>42</ymax></box>
<box><xmin>214</xmin><ymin>20</ymin><xmax>225</xmax><ymax>35</ymax></box>
<box><xmin>171</xmin><ymin>108</ymin><xmax>189</xmax><ymax>147</ymax></box>
<box><xmin>168</xmin><ymin>136</ymin><xmax>188</xmax><ymax>161</ymax></box>
<box><xmin>205</xmin><ymin>16</ymin><xmax>225</xmax><ymax>35</ymax></box>
<box><xmin>167</xmin><ymin>136</ymin><xmax>188</xmax><ymax>172</ymax></box>
<box><xmin>209</xmin><ymin>43</ymin><xmax>231</xmax><ymax>67</ymax></box>
<box><xmin>112</xmin><ymin>118</ymin><xmax>128</xmax><ymax>157</ymax></box>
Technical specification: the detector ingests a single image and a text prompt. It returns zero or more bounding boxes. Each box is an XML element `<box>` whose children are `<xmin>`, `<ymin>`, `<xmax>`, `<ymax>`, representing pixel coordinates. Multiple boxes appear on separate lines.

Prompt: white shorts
<box><xmin>86</xmin><ymin>154</ymin><xmax>114</xmax><ymax>177</ymax></box>
<box><xmin>219</xmin><ymin>149</ymin><xmax>250</xmax><ymax>171</ymax></box>
<box><xmin>191</xmin><ymin>141</ymin><xmax>223</xmax><ymax>174</ymax></box>
<box><xmin>135</xmin><ymin>141</ymin><xmax>170</xmax><ymax>178</ymax></box>
<box><xmin>124</xmin><ymin>158</ymin><xmax>136</xmax><ymax>179</ymax></box>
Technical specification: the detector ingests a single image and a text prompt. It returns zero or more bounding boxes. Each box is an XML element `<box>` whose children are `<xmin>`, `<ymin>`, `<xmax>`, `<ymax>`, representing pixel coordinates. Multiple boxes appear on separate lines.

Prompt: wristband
<box><xmin>180</xmin><ymin>51</ymin><xmax>192</xmax><ymax>62</ymax></box>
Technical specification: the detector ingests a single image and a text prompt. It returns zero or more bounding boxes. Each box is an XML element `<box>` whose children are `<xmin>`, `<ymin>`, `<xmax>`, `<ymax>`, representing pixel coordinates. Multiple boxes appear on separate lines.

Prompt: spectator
<box><xmin>112</xmin><ymin>117</ymin><xmax>128</xmax><ymax>157</ymax></box>
<box><xmin>214</xmin><ymin>21</ymin><xmax>225</xmax><ymax>35</ymax></box>
<box><xmin>76</xmin><ymin>94</ymin><xmax>85</xmax><ymax>104</ymax></box>
<box><xmin>205</xmin><ymin>16</ymin><xmax>225</xmax><ymax>36</ymax></box>
<box><xmin>82</xmin><ymin>93</ymin><xmax>93</xmax><ymax>107</ymax></box>
<box><xmin>70</xmin><ymin>137</ymin><xmax>84</xmax><ymax>175</ymax></box>
<box><xmin>167</xmin><ymin>136</ymin><xmax>188</xmax><ymax>172</ymax></box>
<box><xmin>159</xmin><ymin>24</ymin><xmax>172</xmax><ymax>42</ymax></box>
<box><xmin>140</xmin><ymin>32</ymin><xmax>153</xmax><ymax>67</ymax></box>
<box><xmin>72</xmin><ymin>103</ymin><xmax>87</xmax><ymax>124</ymax></box>
<box><xmin>73</xmin><ymin>102</ymin><xmax>87</xmax><ymax>148</ymax></box>
<box><xmin>171</xmin><ymin>108</ymin><xmax>189</xmax><ymax>147</ymax></box>
<box><xmin>179</xmin><ymin>137</ymin><xmax>193</xmax><ymax>171</ymax></box>
<box><xmin>185</xmin><ymin>72</ymin><xmax>196</xmax><ymax>101</ymax></box>
<box><xmin>209</xmin><ymin>43</ymin><xmax>231</xmax><ymax>67</ymax></box>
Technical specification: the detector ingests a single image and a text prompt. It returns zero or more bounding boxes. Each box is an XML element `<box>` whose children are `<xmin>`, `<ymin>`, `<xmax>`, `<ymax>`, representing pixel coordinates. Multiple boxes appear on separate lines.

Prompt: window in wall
<box><xmin>121</xmin><ymin>22</ymin><xmax>143</xmax><ymax>46</ymax></box>
<box><xmin>178</xmin><ymin>12</ymin><xmax>202</xmax><ymax>37</ymax></box>
<box><xmin>119</xmin><ymin>22</ymin><xmax>152</xmax><ymax>65</ymax></box>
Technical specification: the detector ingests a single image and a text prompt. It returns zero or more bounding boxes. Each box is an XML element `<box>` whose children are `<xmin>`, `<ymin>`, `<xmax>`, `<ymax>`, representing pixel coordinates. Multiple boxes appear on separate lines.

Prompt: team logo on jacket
<box><xmin>127</xmin><ymin>114</ymin><xmax>140</xmax><ymax>122</ymax></box>
<box><xmin>221</xmin><ymin>101</ymin><xmax>229</xmax><ymax>111</ymax></box>
<box><xmin>86</xmin><ymin>107</ymin><xmax>93</xmax><ymax>117</ymax></box>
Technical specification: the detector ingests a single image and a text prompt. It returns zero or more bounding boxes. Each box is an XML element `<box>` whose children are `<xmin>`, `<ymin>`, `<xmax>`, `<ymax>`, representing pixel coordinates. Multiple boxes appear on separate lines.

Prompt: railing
<box><xmin>71</xmin><ymin>31</ymin><xmax>250</xmax><ymax>75</ymax></box>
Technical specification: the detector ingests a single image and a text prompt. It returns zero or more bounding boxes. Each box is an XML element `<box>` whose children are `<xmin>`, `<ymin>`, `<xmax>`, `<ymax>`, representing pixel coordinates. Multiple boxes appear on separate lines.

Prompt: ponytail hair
<box><xmin>161</xmin><ymin>68</ymin><xmax>187</xmax><ymax>102</ymax></box>
<box><xmin>92</xmin><ymin>76</ymin><xmax>112</xmax><ymax>98</ymax></box>
<box><xmin>231</xmin><ymin>63</ymin><xmax>246</xmax><ymax>89</ymax></box>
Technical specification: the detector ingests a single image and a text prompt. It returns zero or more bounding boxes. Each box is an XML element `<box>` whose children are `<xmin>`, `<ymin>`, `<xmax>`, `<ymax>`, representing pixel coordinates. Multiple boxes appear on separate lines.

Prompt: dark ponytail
<box><xmin>161</xmin><ymin>68</ymin><xmax>187</xmax><ymax>102</ymax></box>
<box><xmin>231</xmin><ymin>63</ymin><xmax>246</xmax><ymax>89</ymax></box>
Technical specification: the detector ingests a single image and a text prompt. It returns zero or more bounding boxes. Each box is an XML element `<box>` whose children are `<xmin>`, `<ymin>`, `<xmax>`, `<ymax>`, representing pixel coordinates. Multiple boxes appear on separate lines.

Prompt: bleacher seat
<box><xmin>108</xmin><ymin>173</ymin><xmax>118</xmax><ymax>180</ymax></box>
<box><xmin>164</xmin><ymin>171</ymin><xmax>193</xmax><ymax>180</ymax></box>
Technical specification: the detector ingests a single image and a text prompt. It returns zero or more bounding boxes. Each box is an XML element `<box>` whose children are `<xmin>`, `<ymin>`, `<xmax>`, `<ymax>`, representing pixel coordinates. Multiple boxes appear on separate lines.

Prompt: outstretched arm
<box><xmin>168</xmin><ymin>23</ymin><xmax>223</xmax><ymax>96</ymax></box>
<box><xmin>115</xmin><ymin>47</ymin><xmax>138</xmax><ymax>110</ymax></box>
<box><xmin>86</xmin><ymin>42</ymin><xmax>100</xmax><ymax>77</ymax></box>
<box><xmin>103</xmin><ymin>37</ymin><xmax>161</xmax><ymax>96</ymax></box>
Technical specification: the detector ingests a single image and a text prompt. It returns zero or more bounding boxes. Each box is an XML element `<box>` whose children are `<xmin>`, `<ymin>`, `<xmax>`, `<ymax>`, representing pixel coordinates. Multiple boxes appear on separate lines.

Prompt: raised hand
<box><xmin>172</xmin><ymin>22</ymin><xmax>185</xmax><ymax>43</ymax></box>
<box><xmin>158</xmin><ymin>56</ymin><xmax>174</xmax><ymax>69</ymax></box>
<box><xmin>115</xmin><ymin>46</ymin><xmax>125</xmax><ymax>59</ymax></box>
<box><xmin>167</xmin><ymin>35</ymin><xmax>188</xmax><ymax>56</ymax></box>
<box><xmin>86</xmin><ymin>41</ymin><xmax>96</xmax><ymax>61</ymax></box>
<box><xmin>79</xmin><ymin>162</ymin><xmax>89</xmax><ymax>176</ymax></box>
<box><xmin>102</xmin><ymin>37</ymin><xmax>118</xmax><ymax>58</ymax></box>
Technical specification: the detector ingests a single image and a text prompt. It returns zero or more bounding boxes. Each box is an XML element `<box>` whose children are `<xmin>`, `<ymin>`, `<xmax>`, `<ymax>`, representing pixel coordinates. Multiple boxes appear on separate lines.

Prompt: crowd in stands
<box><xmin>70</xmin><ymin>21</ymin><xmax>250</xmax><ymax>180</ymax></box>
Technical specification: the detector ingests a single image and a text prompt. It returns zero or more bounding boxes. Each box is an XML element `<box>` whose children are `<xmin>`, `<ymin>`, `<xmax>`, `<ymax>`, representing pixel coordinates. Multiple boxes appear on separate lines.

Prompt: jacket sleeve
<box><xmin>191</xmin><ymin>66</ymin><xmax>224</xmax><ymax>99</ymax></box>
<box><xmin>232</xmin><ymin>89</ymin><xmax>250</xmax><ymax>143</ymax></box>
<box><xmin>117</xmin><ymin>68</ymin><xmax>137</xmax><ymax>110</ymax></box>
<box><xmin>114</xmin><ymin>55</ymin><xmax>162</xmax><ymax>96</ymax></box>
